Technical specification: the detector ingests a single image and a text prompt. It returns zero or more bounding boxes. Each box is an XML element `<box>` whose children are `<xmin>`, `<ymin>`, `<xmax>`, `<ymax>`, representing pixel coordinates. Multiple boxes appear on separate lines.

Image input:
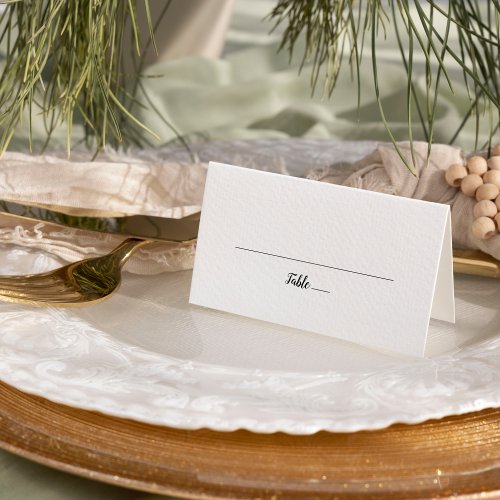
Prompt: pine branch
<box><xmin>0</xmin><ymin>0</ymin><xmax>168</xmax><ymax>157</ymax></box>
<box><xmin>269</xmin><ymin>0</ymin><xmax>500</xmax><ymax>167</ymax></box>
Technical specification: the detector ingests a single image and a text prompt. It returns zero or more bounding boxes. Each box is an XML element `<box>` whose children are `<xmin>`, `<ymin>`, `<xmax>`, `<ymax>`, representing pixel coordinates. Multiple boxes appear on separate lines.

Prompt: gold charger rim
<box><xmin>0</xmin><ymin>381</ymin><xmax>499</xmax><ymax>499</ymax></box>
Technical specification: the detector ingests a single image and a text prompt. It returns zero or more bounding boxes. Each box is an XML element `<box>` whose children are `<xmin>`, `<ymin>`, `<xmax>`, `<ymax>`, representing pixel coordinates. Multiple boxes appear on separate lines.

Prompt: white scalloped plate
<box><xmin>0</xmin><ymin>243</ymin><xmax>499</xmax><ymax>435</ymax></box>
<box><xmin>1</xmin><ymin>140</ymin><xmax>499</xmax><ymax>435</ymax></box>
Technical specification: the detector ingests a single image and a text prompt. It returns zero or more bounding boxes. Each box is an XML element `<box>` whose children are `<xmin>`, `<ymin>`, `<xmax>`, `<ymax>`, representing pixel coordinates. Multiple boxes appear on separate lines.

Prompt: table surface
<box><xmin>0</xmin><ymin>450</ymin><xmax>172</xmax><ymax>500</ymax></box>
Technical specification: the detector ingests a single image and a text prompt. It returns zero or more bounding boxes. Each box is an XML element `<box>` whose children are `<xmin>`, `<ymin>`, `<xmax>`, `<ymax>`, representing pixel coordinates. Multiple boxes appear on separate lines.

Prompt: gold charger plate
<box><xmin>0</xmin><ymin>381</ymin><xmax>498</xmax><ymax>499</ymax></box>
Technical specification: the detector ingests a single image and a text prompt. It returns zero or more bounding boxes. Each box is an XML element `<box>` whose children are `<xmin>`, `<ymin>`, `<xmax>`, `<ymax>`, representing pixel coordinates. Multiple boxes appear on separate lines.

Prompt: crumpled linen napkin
<box><xmin>0</xmin><ymin>151</ymin><xmax>206</xmax><ymax>218</ymax></box>
<box><xmin>0</xmin><ymin>141</ymin><xmax>494</xmax><ymax>274</ymax></box>
<box><xmin>0</xmin><ymin>151</ymin><xmax>206</xmax><ymax>274</ymax></box>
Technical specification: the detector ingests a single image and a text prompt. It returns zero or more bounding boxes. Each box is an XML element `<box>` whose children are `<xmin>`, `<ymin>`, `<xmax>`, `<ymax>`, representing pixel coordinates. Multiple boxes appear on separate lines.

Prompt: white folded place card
<box><xmin>189</xmin><ymin>162</ymin><xmax>455</xmax><ymax>357</ymax></box>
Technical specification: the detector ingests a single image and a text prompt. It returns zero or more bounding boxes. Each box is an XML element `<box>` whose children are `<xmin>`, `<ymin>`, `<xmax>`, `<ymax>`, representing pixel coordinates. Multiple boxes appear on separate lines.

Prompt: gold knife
<box><xmin>0</xmin><ymin>200</ymin><xmax>200</xmax><ymax>243</ymax></box>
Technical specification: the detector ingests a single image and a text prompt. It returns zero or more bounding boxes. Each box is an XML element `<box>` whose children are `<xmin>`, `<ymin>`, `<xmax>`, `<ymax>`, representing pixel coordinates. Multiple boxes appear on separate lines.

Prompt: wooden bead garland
<box><xmin>445</xmin><ymin>144</ymin><xmax>500</xmax><ymax>239</ymax></box>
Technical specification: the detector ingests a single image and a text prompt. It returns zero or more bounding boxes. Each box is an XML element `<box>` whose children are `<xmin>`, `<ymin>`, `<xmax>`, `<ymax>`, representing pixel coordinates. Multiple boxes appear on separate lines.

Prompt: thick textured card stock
<box><xmin>189</xmin><ymin>162</ymin><xmax>454</xmax><ymax>357</ymax></box>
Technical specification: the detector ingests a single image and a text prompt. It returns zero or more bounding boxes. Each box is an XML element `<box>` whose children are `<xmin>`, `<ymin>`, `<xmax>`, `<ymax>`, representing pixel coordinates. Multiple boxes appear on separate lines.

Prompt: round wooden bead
<box><xmin>476</xmin><ymin>183</ymin><xmax>500</xmax><ymax>201</ymax></box>
<box><xmin>444</xmin><ymin>163</ymin><xmax>468</xmax><ymax>187</ymax></box>
<box><xmin>460</xmin><ymin>174</ymin><xmax>483</xmax><ymax>197</ymax></box>
<box><xmin>483</xmin><ymin>169</ymin><xmax>500</xmax><ymax>188</ymax></box>
<box><xmin>472</xmin><ymin>216</ymin><xmax>497</xmax><ymax>240</ymax></box>
<box><xmin>474</xmin><ymin>200</ymin><xmax>497</xmax><ymax>218</ymax></box>
<box><xmin>487</xmin><ymin>156</ymin><xmax>500</xmax><ymax>170</ymax></box>
<box><xmin>467</xmin><ymin>156</ymin><xmax>487</xmax><ymax>175</ymax></box>
<box><xmin>492</xmin><ymin>144</ymin><xmax>500</xmax><ymax>157</ymax></box>
<box><xmin>495</xmin><ymin>195</ymin><xmax>500</xmax><ymax>211</ymax></box>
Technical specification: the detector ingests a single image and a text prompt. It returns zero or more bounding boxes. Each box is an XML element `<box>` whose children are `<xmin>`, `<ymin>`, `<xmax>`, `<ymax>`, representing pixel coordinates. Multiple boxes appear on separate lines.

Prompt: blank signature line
<box><xmin>234</xmin><ymin>246</ymin><xmax>394</xmax><ymax>282</ymax></box>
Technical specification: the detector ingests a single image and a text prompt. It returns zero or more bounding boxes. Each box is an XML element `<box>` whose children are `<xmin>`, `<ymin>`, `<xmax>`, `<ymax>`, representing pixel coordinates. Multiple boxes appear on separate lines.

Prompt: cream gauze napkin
<box><xmin>0</xmin><ymin>141</ymin><xmax>495</xmax><ymax>274</ymax></box>
<box><xmin>0</xmin><ymin>152</ymin><xmax>206</xmax><ymax>274</ymax></box>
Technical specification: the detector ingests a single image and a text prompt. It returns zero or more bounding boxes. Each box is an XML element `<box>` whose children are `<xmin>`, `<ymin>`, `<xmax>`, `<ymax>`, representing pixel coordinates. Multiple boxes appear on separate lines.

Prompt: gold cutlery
<box><xmin>0</xmin><ymin>211</ymin><xmax>197</xmax><ymax>307</ymax></box>
<box><xmin>452</xmin><ymin>248</ymin><xmax>500</xmax><ymax>278</ymax></box>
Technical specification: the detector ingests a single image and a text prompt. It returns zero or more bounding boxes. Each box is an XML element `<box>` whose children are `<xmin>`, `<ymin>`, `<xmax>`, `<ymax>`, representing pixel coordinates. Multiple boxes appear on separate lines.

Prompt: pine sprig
<box><xmin>0</xmin><ymin>0</ymin><xmax>164</xmax><ymax>157</ymax></box>
<box><xmin>269</xmin><ymin>0</ymin><xmax>500</xmax><ymax>174</ymax></box>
